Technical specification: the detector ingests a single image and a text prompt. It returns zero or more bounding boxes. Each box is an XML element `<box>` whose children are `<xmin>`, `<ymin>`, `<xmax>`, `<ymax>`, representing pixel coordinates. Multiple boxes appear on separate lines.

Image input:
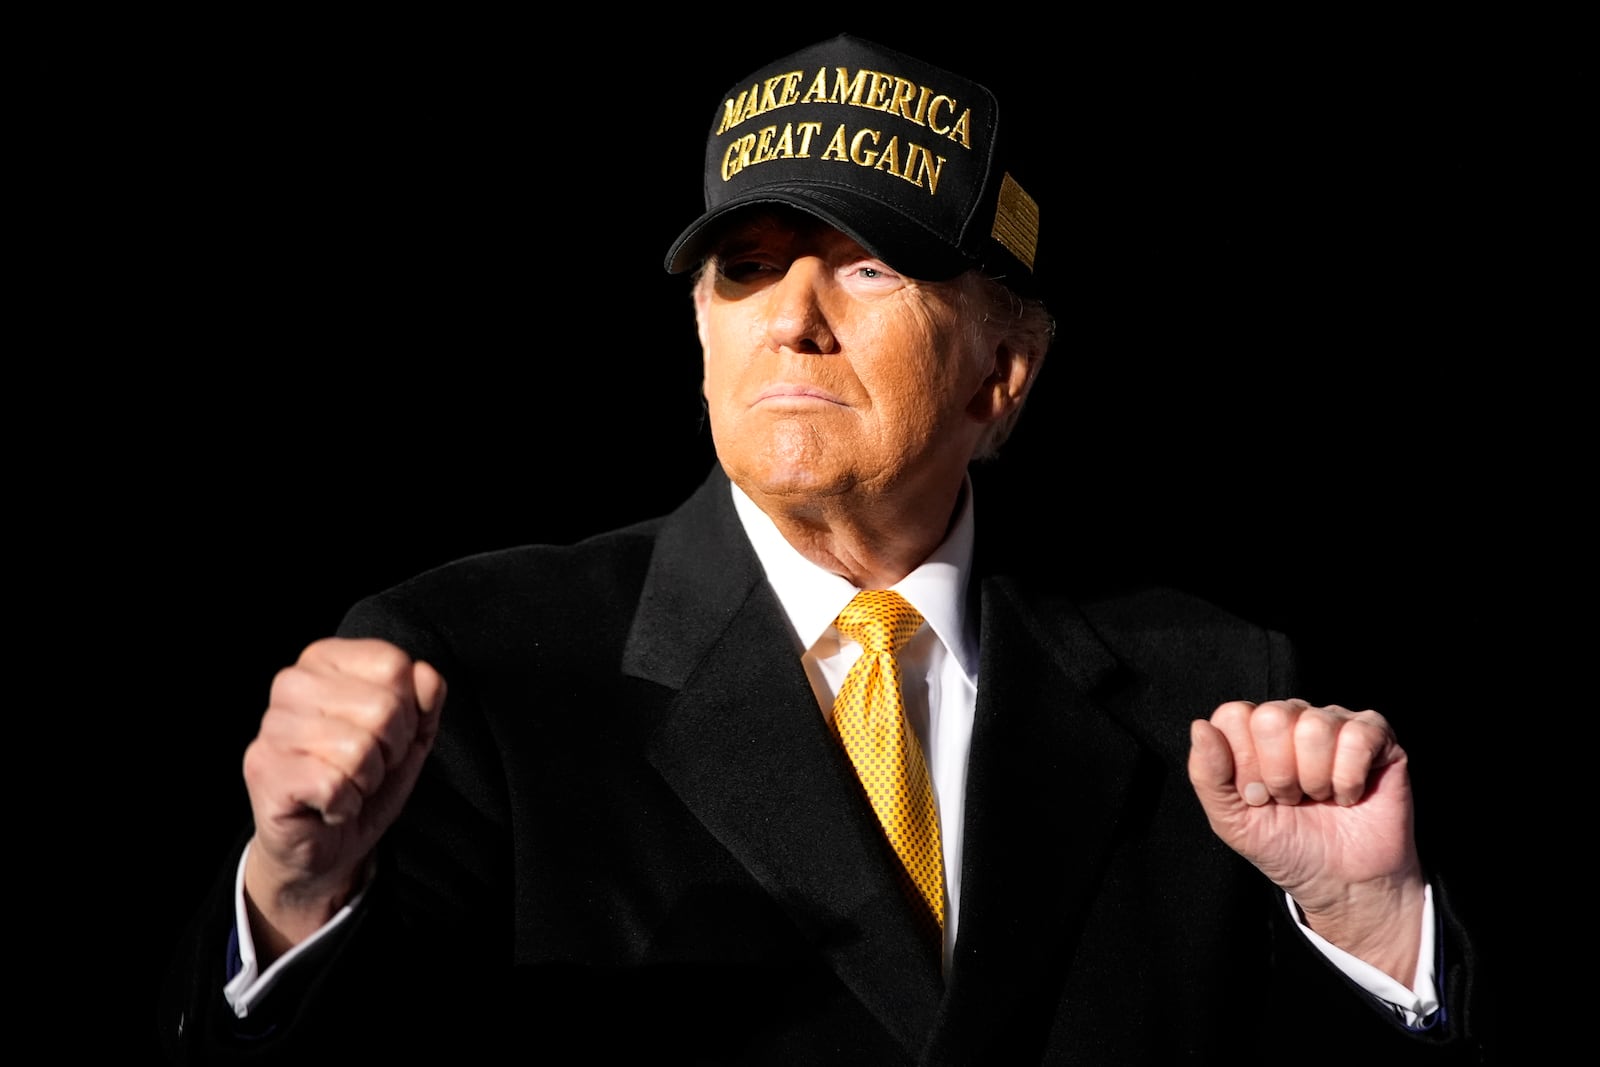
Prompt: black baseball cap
<box><xmin>664</xmin><ymin>34</ymin><xmax>1043</xmax><ymax>295</ymax></box>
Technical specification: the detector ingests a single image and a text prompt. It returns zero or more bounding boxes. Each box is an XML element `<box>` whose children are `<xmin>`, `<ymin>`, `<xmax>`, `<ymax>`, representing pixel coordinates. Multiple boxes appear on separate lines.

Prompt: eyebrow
<box><xmin>717</xmin><ymin>207</ymin><xmax>836</xmax><ymax>247</ymax></box>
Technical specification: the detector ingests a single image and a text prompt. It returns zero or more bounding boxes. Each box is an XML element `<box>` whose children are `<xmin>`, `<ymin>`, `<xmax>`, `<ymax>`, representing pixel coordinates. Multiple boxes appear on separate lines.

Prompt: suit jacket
<box><xmin>161</xmin><ymin>464</ymin><xmax>1488</xmax><ymax>1065</ymax></box>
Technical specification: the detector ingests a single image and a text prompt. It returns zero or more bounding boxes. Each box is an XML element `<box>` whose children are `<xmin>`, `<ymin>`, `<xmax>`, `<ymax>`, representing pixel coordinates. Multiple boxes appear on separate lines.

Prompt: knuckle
<box><xmin>268</xmin><ymin>663</ymin><xmax>305</xmax><ymax>703</ymax></box>
<box><xmin>1352</xmin><ymin>708</ymin><xmax>1390</xmax><ymax>731</ymax></box>
<box><xmin>1250</xmin><ymin>702</ymin><xmax>1293</xmax><ymax>739</ymax></box>
<box><xmin>1292</xmin><ymin>710</ymin><xmax>1331</xmax><ymax>745</ymax></box>
<box><xmin>1261</xmin><ymin>769</ymin><xmax>1297</xmax><ymax>789</ymax></box>
<box><xmin>241</xmin><ymin>739</ymin><xmax>271</xmax><ymax>785</ymax></box>
<box><xmin>1210</xmin><ymin>700</ymin><xmax>1253</xmax><ymax>729</ymax></box>
<box><xmin>352</xmin><ymin>748</ymin><xmax>388</xmax><ymax>796</ymax></box>
<box><xmin>351</xmin><ymin>638</ymin><xmax>413</xmax><ymax>679</ymax></box>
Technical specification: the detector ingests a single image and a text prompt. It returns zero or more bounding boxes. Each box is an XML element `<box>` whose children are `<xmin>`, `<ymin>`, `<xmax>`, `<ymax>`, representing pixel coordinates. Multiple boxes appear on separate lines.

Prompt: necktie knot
<box><xmin>835</xmin><ymin>590</ymin><xmax>924</xmax><ymax>655</ymax></box>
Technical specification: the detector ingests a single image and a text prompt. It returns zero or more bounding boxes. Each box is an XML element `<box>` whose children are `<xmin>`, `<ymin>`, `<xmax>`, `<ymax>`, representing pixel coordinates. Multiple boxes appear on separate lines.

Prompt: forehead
<box><xmin>706</xmin><ymin>206</ymin><xmax>870</xmax><ymax>258</ymax></box>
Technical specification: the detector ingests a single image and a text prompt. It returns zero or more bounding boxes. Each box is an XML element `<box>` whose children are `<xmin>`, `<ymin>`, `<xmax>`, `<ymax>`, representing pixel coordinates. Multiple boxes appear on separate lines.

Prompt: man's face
<box><xmin>696</xmin><ymin>210</ymin><xmax>994</xmax><ymax>512</ymax></box>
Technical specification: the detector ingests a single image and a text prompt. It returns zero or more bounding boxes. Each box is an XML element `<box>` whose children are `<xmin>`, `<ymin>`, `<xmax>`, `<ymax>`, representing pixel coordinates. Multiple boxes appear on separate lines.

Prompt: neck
<box><xmin>744</xmin><ymin>475</ymin><xmax>966</xmax><ymax>590</ymax></box>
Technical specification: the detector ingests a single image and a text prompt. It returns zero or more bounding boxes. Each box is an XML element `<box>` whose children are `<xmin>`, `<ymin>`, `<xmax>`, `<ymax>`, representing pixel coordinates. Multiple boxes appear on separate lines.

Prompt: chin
<box><xmin>723</xmin><ymin>452</ymin><xmax>856</xmax><ymax>507</ymax></box>
<box><xmin>744</xmin><ymin>466</ymin><xmax>848</xmax><ymax>499</ymax></box>
<box><xmin>718</xmin><ymin>422</ymin><xmax>857</xmax><ymax>497</ymax></box>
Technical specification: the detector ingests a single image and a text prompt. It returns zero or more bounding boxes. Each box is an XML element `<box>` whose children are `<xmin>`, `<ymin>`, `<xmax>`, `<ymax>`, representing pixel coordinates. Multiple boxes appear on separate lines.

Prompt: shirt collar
<box><xmin>729</xmin><ymin>477</ymin><xmax>980</xmax><ymax>679</ymax></box>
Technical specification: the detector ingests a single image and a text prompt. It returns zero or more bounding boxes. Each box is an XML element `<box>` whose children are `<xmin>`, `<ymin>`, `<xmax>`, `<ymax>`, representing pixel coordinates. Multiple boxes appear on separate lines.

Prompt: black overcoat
<box><xmin>161</xmin><ymin>464</ymin><xmax>1484</xmax><ymax>1064</ymax></box>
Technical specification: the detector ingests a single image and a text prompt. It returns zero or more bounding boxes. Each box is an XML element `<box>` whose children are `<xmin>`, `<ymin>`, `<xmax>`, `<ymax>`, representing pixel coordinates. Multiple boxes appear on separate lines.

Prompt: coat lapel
<box><xmin>927</xmin><ymin>572</ymin><xmax>1145</xmax><ymax>1059</ymax></box>
<box><xmin>624</xmin><ymin>466</ymin><xmax>944</xmax><ymax>1056</ymax></box>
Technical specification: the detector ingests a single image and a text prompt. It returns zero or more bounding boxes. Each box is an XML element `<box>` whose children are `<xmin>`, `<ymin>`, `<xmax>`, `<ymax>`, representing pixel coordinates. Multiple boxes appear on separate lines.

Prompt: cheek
<box><xmin>700</xmin><ymin>320</ymin><xmax>746</xmax><ymax>403</ymax></box>
<box><xmin>854</xmin><ymin>310</ymin><xmax>971</xmax><ymax>415</ymax></box>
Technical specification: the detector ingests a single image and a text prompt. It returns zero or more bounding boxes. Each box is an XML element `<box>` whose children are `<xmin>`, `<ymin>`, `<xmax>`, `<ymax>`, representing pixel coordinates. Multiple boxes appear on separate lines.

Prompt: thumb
<box><xmin>1187</xmin><ymin>718</ymin><xmax>1243</xmax><ymax>814</ymax></box>
<box><xmin>412</xmin><ymin>660</ymin><xmax>448</xmax><ymax>747</ymax></box>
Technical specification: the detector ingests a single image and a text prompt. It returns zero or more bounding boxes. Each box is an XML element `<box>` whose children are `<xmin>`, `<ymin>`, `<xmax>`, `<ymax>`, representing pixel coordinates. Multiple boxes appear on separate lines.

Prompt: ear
<box><xmin>966</xmin><ymin>336</ymin><xmax>1042</xmax><ymax>425</ymax></box>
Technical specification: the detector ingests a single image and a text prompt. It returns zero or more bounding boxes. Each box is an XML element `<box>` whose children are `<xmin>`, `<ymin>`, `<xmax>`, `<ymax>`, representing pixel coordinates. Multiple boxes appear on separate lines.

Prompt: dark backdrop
<box><xmin>23</xmin><ymin>13</ymin><xmax>1580</xmax><ymax>1060</ymax></box>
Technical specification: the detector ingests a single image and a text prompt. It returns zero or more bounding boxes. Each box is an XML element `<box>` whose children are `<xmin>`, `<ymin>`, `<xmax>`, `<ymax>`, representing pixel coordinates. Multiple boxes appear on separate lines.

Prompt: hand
<box><xmin>241</xmin><ymin>637</ymin><xmax>446</xmax><ymax>959</ymax></box>
<box><xmin>1187</xmin><ymin>699</ymin><xmax>1426</xmax><ymax>984</ymax></box>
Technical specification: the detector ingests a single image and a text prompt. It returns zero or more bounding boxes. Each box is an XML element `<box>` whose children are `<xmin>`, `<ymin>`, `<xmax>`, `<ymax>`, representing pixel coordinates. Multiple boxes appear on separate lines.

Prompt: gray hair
<box><xmin>958</xmin><ymin>271</ymin><xmax>1055</xmax><ymax>460</ymax></box>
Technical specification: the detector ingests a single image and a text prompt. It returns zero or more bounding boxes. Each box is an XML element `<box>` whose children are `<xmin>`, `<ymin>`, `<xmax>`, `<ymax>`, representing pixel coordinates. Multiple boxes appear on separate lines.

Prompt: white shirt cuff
<box><xmin>221</xmin><ymin>840</ymin><xmax>370</xmax><ymax>1019</ymax></box>
<box><xmin>1290</xmin><ymin>882</ymin><xmax>1440</xmax><ymax>1028</ymax></box>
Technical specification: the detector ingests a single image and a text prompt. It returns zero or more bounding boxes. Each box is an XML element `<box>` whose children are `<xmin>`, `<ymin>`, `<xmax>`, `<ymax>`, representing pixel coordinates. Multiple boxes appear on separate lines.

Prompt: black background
<box><xmin>22</xmin><ymin>12</ymin><xmax>1583</xmax><ymax>1060</ymax></box>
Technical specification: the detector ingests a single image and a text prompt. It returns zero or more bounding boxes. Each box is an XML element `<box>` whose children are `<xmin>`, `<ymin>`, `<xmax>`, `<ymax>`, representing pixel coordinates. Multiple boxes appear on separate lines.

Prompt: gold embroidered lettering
<box><xmin>835</xmin><ymin>67</ymin><xmax>871</xmax><ymax>105</ymax></box>
<box><xmin>759</xmin><ymin>76</ymin><xmax>784</xmax><ymax>114</ymax></box>
<box><xmin>820</xmin><ymin>123</ymin><xmax>850</xmax><ymax>161</ymax></box>
<box><xmin>761</xmin><ymin>120</ymin><xmax>823</xmax><ymax>160</ymax></box>
<box><xmin>889</xmin><ymin>78</ymin><xmax>919</xmax><ymax>121</ymax></box>
<box><xmin>717</xmin><ymin>87</ymin><xmax>753</xmax><ymax>136</ymax></box>
<box><xmin>904</xmin><ymin>143</ymin><xmax>946</xmax><ymax>194</ymax></box>
<box><xmin>909</xmin><ymin>85</ymin><xmax>931</xmax><ymax>126</ymax></box>
<box><xmin>865</xmin><ymin>72</ymin><xmax>894</xmax><ymax>111</ymax></box>
<box><xmin>720</xmin><ymin>121</ymin><xmax>946</xmax><ymax>197</ymax></box>
<box><xmin>872</xmin><ymin>135</ymin><xmax>902</xmax><ymax>178</ymax></box>
<box><xmin>948</xmin><ymin>108</ymin><xmax>972</xmax><ymax>149</ymax></box>
<box><xmin>753</xmin><ymin>125</ymin><xmax>779</xmax><ymax>164</ymax></box>
<box><xmin>777</xmin><ymin>71</ymin><xmax>802</xmax><ymax>107</ymax></box>
<box><xmin>801</xmin><ymin>66</ymin><xmax>830</xmax><ymax>104</ymax></box>
<box><xmin>849</xmin><ymin>127</ymin><xmax>882</xmax><ymax>167</ymax></box>
<box><xmin>770</xmin><ymin>123</ymin><xmax>796</xmax><ymax>159</ymax></box>
<box><xmin>720</xmin><ymin>133</ymin><xmax>758</xmax><ymax>180</ymax></box>
<box><xmin>715</xmin><ymin>66</ymin><xmax>975</xmax><ymax>151</ymax></box>
<box><xmin>793</xmin><ymin>121</ymin><xmax>823</xmax><ymax>156</ymax></box>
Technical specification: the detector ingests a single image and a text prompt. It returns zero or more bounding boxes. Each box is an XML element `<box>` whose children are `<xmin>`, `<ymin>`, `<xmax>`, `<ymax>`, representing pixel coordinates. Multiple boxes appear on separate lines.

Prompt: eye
<box><xmin>841</xmin><ymin>259</ymin><xmax>904</xmax><ymax>291</ymax></box>
<box><xmin>717</xmin><ymin>257</ymin><xmax>778</xmax><ymax>283</ymax></box>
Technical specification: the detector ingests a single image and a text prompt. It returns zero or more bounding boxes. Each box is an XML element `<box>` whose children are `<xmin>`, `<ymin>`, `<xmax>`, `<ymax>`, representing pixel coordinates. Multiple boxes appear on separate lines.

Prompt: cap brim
<box><xmin>664</xmin><ymin>186</ymin><xmax>980</xmax><ymax>282</ymax></box>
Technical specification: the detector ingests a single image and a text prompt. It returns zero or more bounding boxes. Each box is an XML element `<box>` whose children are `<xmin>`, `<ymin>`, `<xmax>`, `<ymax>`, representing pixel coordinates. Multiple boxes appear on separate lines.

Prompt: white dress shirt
<box><xmin>730</xmin><ymin>478</ymin><xmax>979</xmax><ymax>974</ymax></box>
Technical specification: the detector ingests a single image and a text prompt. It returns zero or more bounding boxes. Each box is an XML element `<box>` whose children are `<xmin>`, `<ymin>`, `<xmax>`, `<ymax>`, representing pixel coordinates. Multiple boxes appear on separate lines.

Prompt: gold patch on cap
<box><xmin>990</xmin><ymin>172</ymin><xmax>1039</xmax><ymax>270</ymax></box>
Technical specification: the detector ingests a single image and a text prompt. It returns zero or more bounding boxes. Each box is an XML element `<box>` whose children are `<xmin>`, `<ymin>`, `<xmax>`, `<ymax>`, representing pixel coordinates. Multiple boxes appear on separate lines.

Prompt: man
<box><xmin>161</xmin><ymin>33</ymin><xmax>1488</xmax><ymax>1064</ymax></box>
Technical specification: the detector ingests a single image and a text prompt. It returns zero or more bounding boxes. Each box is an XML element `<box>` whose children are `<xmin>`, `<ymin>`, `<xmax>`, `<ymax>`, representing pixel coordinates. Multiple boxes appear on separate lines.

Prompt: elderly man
<box><xmin>161</xmin><ymin>33</ymin><xmax>1486</xmax><ymax>1065</ymax></box>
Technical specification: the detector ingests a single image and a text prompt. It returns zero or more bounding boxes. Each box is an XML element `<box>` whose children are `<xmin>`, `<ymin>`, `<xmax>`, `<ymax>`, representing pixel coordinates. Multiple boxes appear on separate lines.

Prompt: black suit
<box><xmin>161</xmin><ymin>465</ymin><xmax>1487</xmax><ymax>1064</ymax></box>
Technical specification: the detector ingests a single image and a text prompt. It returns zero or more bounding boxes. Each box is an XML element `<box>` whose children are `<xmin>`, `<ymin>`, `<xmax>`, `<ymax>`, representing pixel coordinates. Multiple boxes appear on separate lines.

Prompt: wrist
<box><xmin>242</xmin><ymin>841</ymin><xmax>372</xmax><ymax>963</ymax></box>
<box><xmin>1294</xmin><ymin>871</ymin><xmax>1427</xmax><ymax>987</ymax></box>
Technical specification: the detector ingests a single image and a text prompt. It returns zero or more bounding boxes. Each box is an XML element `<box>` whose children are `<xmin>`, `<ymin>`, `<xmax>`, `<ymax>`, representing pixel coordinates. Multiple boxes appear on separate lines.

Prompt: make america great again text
<box><xmin>715</xmin><ymin>65</ymin><xmax>975</xmax><ymax>194</ymax></box>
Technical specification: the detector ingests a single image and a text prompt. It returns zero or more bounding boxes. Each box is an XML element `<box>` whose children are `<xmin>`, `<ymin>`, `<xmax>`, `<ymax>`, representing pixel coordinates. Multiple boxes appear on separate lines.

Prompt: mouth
<box><xmin>754</xmin><ymin>384</ymin><xmax>845</xmax><ymax>406</ymax></box>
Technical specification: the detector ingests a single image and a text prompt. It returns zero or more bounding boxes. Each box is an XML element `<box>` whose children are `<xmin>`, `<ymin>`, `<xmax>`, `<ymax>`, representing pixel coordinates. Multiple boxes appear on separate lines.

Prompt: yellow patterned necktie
<box><xmin>830</xmin><ymin>589</ymin><xmax>945</xmax><ymax>933</ymax></box>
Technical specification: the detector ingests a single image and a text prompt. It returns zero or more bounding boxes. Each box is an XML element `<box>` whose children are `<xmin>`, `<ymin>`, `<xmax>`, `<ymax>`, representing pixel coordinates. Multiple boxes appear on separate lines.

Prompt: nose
<box><xmin>761</xmin><ymin>256</ymin><xmax>838</xmax><ymax>355</ymax></box>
